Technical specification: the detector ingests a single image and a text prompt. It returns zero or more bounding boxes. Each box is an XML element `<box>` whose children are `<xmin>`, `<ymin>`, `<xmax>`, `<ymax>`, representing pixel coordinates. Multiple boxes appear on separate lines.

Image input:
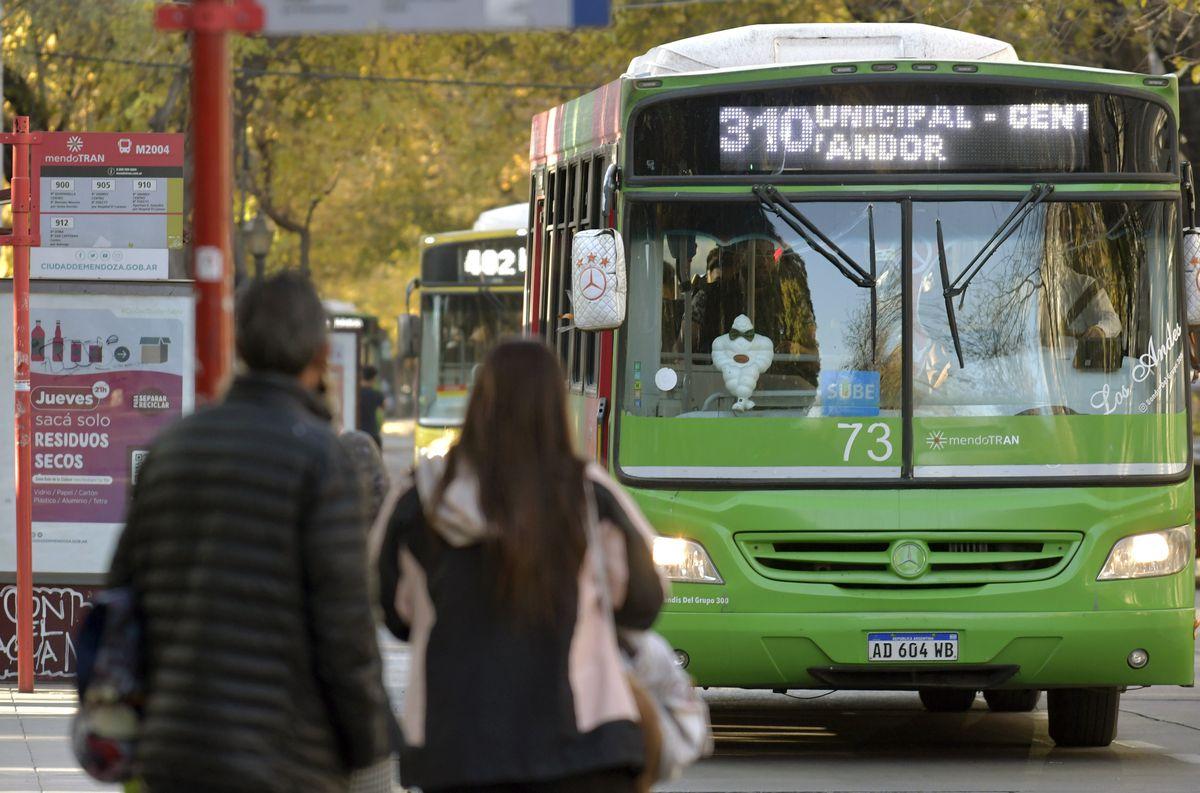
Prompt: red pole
<box><xmin>191</xmin><ymin>0</ymin><xmax>234</xmax><ymax>400</ymax></box>
<box><xmin>11</xmin><ymin>116</ymin><xmax>34</xmax><ymax>693</ymax></box>
<box><xmin>155</xmin><ymin>1</ymin><xmax>262</xmax><ymax>400</ymax></box>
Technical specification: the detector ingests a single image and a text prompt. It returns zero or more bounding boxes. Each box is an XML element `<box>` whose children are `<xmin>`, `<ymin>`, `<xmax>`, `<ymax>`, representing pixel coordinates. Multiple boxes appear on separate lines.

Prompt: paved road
<box><xmin>382</xmin><ymin>426</ymin><xmax>1200</xmax><ymax>793</ymax></box>
<box><xmin>665</xmin><ymin>657</ymin><xmax>1200</xmax><ymax>792</ymax></box>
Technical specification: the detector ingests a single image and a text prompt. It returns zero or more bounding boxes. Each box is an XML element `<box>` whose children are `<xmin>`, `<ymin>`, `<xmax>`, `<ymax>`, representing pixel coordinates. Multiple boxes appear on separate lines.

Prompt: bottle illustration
<box><xmin>31</xmin><ymin>321</ymin><xmax>45</xmax><ymax>362</ymax></box>
<box><xmin>52</xmin><ymin>321</ymin><xmax>64</xmax><ymax>363</ymax></box>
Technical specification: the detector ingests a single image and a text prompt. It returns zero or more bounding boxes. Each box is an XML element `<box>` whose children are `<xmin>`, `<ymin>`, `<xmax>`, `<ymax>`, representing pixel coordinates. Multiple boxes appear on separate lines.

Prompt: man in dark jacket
<box><xmin>108</xmin><ymin>273</ymin><xmax>391</xmax><ymax>792</ymax></box>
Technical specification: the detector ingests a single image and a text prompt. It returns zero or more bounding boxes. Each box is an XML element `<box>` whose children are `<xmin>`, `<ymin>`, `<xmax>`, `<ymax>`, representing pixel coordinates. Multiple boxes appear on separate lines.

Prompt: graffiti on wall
<box><xmin>0</xmin><ymin>585</ymin><xmax>95</xmax><ymax>680</ymax></box>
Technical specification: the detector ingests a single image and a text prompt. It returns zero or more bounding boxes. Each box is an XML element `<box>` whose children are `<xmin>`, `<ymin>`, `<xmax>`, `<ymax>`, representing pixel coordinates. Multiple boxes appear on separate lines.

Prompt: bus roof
<box><xmin>530</xmin><ymin>80</ymin><xmax>621</xmax><ymax>168</ymax></box>
<box><xmin>531</xmin><ymin>24</ymin><xmax>1023</xmax><ymax>168</ymax></box>
<box><xmin>473</xmin><ymin>203</ymin><xmax>528</xmax><ymax>231</ymax></box>
<box><xmin>322</xmin><ymin>298</ymin><xmax>358</xmax><ymax>315</ymax></box>
<box><xmin>626</xmin><ymin>23</ymin><xmax>1018</xmax><ymax>78</ymax></box>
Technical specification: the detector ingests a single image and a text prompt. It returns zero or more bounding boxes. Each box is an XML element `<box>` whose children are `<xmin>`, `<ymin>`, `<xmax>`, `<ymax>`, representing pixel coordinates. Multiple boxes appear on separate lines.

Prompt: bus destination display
<box><xmin>718</xmin><ymin>103</ymin><xmax>1090</xmax><ymax>172</ymax></box>
<box><xmin>461</xmin><ymin>245</ymin><xmax>527</xmax><ymax>280</ymax></box>
<box><xmin>421</xmin><ymin>237</ymin><xmax>527</xmax><ymax>286</ymax></box>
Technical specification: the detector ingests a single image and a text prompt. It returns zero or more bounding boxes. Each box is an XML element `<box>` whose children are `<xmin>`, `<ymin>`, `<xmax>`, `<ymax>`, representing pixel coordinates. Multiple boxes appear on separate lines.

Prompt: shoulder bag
<box><xmin>584</xmin><ymin>484</ymin><xmax>713</xmax><ymax>783</ymax></box>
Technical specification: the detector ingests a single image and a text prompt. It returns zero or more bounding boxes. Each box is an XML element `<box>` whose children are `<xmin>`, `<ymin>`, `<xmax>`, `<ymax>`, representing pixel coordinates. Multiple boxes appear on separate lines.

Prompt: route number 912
<box><xmin>837</xmin><ymin>422</ymin><xmax>894</xmax><ymax>462</ymax></box>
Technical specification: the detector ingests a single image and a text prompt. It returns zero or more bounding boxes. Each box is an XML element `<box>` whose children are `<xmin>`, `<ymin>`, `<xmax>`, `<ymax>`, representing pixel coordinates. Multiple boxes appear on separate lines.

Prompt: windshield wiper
<box><xmin>936</xmin><ymin>182</ymin><xmax>1055</xmax><ymax>368</ymax></box>
<box><xmin>754</xmin><ymin>184</ymin><xmax>876</xmax><ymax>289</ymax></box>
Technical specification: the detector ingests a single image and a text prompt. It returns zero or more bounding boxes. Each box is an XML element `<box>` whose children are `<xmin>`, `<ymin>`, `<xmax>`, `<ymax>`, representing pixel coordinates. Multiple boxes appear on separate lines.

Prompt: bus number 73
<box><xmin>837</xmin><ymin>422</ymin><xmax>893</xmax><ymax>462</ymax></box>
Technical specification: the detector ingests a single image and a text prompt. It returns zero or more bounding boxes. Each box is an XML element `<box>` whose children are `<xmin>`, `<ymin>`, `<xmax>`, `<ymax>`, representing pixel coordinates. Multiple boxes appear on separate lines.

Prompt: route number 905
<box><xmin>837</xmin><ymin>422</ymin><xmax>894</xmax><ymax>462</ymax></box>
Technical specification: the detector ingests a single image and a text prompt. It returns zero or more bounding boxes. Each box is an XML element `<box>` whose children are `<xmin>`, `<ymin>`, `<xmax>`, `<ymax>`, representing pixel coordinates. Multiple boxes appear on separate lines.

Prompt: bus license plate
<box><xmin>868</xmin><ymin>632</ymin><xmax>958</xmax><ymax>662</ymax></box>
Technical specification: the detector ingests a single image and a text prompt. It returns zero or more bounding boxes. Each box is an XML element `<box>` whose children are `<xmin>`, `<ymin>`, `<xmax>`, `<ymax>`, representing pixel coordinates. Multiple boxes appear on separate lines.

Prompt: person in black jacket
<box><xmin>108</xmin><ymin>273</ymin><xmax>391</xmax><ymax>792</ymax></box>
<box><xmin>375</xmin><ymin>339</ymin><xmax>667</xmax><ymax>793</ymax></box>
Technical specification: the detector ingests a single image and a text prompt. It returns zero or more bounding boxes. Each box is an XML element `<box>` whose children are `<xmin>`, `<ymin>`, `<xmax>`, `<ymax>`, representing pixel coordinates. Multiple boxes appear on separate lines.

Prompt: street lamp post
<box><xmin>243</xmin><ymin>212</ymin><xmax>274</xmax><ymax>280</ymax></box>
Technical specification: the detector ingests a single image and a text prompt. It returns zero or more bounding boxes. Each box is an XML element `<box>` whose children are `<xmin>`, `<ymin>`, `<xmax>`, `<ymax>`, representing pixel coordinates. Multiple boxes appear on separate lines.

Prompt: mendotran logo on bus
<box><xmin>925</xmin><ymin>430</ymin><xmax>1020</xmax><ymax>450</ymax></box>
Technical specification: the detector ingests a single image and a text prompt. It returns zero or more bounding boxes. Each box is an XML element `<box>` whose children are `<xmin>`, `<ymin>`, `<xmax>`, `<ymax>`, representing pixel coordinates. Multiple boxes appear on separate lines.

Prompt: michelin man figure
<box><xmin>711</xmin><ymin>314</ymin><xmax>774</xmax><ymax>412</ymax></box>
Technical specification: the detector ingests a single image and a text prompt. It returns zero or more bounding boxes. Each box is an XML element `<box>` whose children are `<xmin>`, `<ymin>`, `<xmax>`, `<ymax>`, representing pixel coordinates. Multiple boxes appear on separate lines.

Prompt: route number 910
<box><xmin>837</xmin><ymin>421</ymin><xmax>894</xmax><ymax>462</ymax></box>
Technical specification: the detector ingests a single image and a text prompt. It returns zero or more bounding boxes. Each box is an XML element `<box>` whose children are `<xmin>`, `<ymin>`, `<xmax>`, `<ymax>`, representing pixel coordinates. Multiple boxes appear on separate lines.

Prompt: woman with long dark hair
<box><xmin>375</xmin><ymin>339</ymin><xmax>665</xmax><ymax>793</ymax></box>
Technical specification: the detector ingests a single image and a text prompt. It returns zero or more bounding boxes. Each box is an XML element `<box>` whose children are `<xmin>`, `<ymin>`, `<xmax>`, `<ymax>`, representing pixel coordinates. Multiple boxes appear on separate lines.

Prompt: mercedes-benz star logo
<box><xmin>577</xmin><ymin>263</ymin><xmax>607</xmax><ymax>301</ymax></box>
<box><xmin>890</xmin><ymin>540</ymin><xmax>930</xmax><ymax>579</ymax></box>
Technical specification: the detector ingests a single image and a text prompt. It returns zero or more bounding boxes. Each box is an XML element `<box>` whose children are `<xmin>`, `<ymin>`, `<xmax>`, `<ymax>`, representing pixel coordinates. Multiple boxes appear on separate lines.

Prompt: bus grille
<box><xmin>735</xmin><ymin>531</ymin><xmax>1082</xmax><ymax>587</ymax></box>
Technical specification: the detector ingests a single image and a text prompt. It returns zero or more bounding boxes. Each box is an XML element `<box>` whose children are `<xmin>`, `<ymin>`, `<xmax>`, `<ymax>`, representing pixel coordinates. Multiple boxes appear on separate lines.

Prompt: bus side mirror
<box><xmin>397</xmin><ymin>314</ymin><xmax>421</xmax><ymax>360</ymax></box>
<box><xmin>1184</xmin><ymin>162</ymin><xmax>1200</xmax><ymax>328</ymax></box>
<box><xmin>571</xmin><ymin>229</ymin><xmax>627</xmax><ymax>331</ymax></box>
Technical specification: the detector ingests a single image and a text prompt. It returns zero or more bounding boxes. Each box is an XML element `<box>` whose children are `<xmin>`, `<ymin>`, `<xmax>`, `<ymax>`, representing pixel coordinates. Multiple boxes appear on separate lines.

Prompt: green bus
<box><xmin>526</xmin><ymin>23</ymin><xmax>1196</xmax><ymax>747</ymax></box>
<box><xmin>402</xmin><ymin>205</ymin><xmax>528</xmax><ymax>459</ymax></box>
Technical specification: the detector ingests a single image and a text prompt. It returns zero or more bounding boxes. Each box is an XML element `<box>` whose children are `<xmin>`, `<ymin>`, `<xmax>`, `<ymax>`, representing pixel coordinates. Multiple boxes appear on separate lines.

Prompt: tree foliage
<box><xmin>1</xmin><ymin>0</ymin><xmax>1197</xmax><ymax>329</ymax></box>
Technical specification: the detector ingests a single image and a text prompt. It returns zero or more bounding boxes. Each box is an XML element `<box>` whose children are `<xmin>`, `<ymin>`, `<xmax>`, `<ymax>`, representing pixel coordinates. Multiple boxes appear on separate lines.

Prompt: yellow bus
<box><xmin>402</xmin><ymin>205</ymin><xmax>528</xmax><ymax>460</ymax></box>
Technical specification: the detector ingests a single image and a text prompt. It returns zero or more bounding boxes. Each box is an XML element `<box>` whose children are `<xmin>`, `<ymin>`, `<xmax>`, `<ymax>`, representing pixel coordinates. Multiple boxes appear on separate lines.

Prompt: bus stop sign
<box><xmin>253</xmin><ymin>0</ymin><xmax>611</xmax><ymax>34</ymax></box>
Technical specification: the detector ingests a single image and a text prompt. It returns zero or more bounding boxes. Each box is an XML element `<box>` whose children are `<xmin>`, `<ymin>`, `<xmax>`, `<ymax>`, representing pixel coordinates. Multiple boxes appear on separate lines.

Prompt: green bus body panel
<box><xmin>623</xmin><ymin>184</ymin><xmax>1182</xmax><ymax>197</ymax></box>
<box><xmin>659</xmin><ymin>608</ymin><xmax>1194</xmax><ymax>688</ymax></box>
<box><xmin>624</xmin><ymin>61</ymin><xmax>1179</xmax><ymax>119</ymax></box>
<box><xmin>619</xmin><ymin>414</ymin><xmax>1188</xmax><ymax>470</ymax></box>
<box><xmin>537</xmin><ymin>59</ymin><xmax>1180</xmax><ymax>171</ymax></box>
<box><xmin>539</xmin><ymin>54</ymin><xmax>1193</xmax><ymax>692</ymax></box>
<box><xmin>634</xmin><ymin>482</ymin><xmax>1195</xmax><ymax>688</ymax></box>
<box><xmin>537</xmin><ymin>59</ymin><xmax>1176</xmax><ymax>171</ymax></box>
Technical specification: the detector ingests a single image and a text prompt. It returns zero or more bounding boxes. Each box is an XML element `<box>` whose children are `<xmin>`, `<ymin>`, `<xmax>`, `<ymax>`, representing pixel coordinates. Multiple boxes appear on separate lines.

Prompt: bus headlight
<box><xmin>1097</xmin><ymin>527</ymin><xmax>1192</xmax><ymax>580</ymax></box>
<box><xmin>653</xmin><ymin>537</ymin><xmax>723</xmax><ymax>583</ymax></box>
<box><xmin>419</xmin><ymin>435</ymin><xmax>454</xmax><ymax>460</ymax></box>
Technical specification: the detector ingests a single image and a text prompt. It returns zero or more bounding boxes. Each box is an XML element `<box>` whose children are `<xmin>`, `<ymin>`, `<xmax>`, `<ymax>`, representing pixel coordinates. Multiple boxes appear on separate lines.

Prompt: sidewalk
<box><xmin>0</xmin><ymin>631</ymin><xmax>410</xmax><ymax>792</ymax></box>
<box><xmin>0</xmin><ymin>686</ymin><xmax>110</xmax><ymax>792</ymax></box>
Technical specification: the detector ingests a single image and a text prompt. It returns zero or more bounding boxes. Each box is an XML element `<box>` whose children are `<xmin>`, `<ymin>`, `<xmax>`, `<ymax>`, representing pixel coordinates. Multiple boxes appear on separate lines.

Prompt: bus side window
<box><xmin>582</xmin><ymin>156</ymin><xmax>604</xmax><ymax>391</ymax></box>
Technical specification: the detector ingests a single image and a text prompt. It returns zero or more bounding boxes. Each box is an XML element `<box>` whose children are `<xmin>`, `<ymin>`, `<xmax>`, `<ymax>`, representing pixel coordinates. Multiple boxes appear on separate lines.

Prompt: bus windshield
<box><xmin>621</xmin><ymin>198</ymin><xmax>1183</xmax><ymax>480</ymax></box>
<box><xmin>417</xmin><ymin>291</ymin><xmax>522</xmax><ymax>426</ymax></box>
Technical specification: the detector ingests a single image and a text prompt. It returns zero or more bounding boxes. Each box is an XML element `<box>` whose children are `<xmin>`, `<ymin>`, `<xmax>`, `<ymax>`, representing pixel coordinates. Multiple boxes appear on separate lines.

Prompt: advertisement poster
<box><xmin>327</xmin><ymin>330</ymin><xmax>359</xmax><ymax>433</ymax></box>
<box><xmin>31</xmin><ymin>132</ymin><xmax>185</xmax><ymax>280</ymax></box>
<box><xmin>0</xmin><ymin>288</ymin><xmax>195</xmax><ymax>575</ymax></box>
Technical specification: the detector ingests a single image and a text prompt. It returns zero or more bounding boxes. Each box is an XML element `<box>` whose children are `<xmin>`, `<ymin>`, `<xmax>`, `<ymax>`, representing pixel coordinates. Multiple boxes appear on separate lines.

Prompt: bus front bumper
<box><xmin>656</xmin><ymin>607</ymin><xmax>1197</xmax><ymax>689</ymax></box>
<box><xmin>413</xmin><ymin>424</ymin><xmax>459</xmax><ymax>461</ymax></box>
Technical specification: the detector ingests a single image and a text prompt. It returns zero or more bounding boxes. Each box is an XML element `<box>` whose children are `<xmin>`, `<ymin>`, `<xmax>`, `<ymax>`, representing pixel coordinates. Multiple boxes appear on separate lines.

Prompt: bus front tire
<box><xmin>983</xmin><ymin>689</ymin><xmax>1041</xmax><ymax>712</ymax></box>
<box><xmin>1047</xmin><ymin>687</ymin><xmax>1120</xmax><ymax>747</ymax></box>
<box><xmin>918</xmin><ymin>688</ymin><xmax>977</xmax><ymax>712</ymax></box>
